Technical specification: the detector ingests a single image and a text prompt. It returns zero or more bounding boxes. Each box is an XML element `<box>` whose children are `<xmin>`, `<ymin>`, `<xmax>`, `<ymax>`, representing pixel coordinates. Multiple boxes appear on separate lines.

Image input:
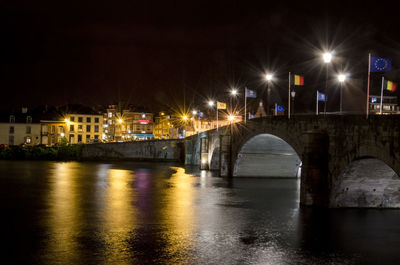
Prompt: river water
<box><xmin>1</xmin><ymin>161</ymin><xmax>400</xmax><ymax>265</ymax></box>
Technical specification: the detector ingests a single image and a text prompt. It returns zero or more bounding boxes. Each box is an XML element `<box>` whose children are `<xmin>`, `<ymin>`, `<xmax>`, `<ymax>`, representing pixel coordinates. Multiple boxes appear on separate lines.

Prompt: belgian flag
<box><xmin>386</xmin><ymin>80</ymin><xmax>397</xmax><ymax>92</ymax></box>
<box><xmin>294</xmin><ymin>74</ymin><xmax>304</xmax><ymax>86</ymax></box>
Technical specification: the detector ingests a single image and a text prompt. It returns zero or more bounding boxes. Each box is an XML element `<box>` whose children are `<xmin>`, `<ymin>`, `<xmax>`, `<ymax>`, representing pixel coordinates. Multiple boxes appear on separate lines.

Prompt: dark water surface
<box><xmin>1</xmin><ymin>161</ymin><xmax>400</xmax><ymax>264</ymax></box>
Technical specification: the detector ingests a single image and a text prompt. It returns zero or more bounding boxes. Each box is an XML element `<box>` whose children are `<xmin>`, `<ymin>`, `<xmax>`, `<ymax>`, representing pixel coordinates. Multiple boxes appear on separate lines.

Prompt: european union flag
<box><xmin>245</xmin><ymin>88</ymin><xmax>257</xmax><ymax>98</ymax></box>
<box><xmin>317</xmin><ymin>91</ymin><xmax>327</xmax><ymax>102</ymax></box>
<box><xmin>276</xmin><ymin>104</ymin><xmax>285</xmax><ymax>112</ymax></box>
<box><xmin>370</xmin><ymin>57</ymin><xmax>392</xmax><ymax>72</ymax></box>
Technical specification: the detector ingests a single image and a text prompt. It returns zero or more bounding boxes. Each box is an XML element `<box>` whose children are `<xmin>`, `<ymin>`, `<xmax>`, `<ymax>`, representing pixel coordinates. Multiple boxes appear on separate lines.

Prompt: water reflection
<box><xmin>46</xmin><ymin>162</ymin><xmax>81</xmax><ymax>264</ymax></box>
<box><xmin>161</xmin><ymin>167</ymin><xmax>196</xmax><ymax>263</ymax></box>
<box><xmin>102</xmin><ymin>168</ymin><xmax>136</xmax><ymax>264</ymax></box>
<box><xmin>1</xmin><ymin>161</ymin><xmax>400</xmax><ymax>265</ymax></box>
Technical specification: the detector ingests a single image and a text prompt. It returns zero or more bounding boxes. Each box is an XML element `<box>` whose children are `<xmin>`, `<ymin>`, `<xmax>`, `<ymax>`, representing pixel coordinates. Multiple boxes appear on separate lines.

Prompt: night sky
<box><xmin>2</xmin><ymin>0</ymin><xmax>400</xmax><ymax>113</ymax></box>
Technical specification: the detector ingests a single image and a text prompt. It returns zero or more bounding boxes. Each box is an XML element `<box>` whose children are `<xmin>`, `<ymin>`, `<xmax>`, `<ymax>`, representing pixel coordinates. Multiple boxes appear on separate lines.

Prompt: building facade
<box><xmin>154</xmin><ymin>112</ymin><xmax>174</xmax><ymax>139</ymax></box>
<box><xmin>104</xmin><ymin>105</ymin><xmax>154</xmax><ymax>141</ymax></box>
<box><xmin>65</xmin><ymin>113</ymin><xmax>103</xmax><ymax>144</ymax></box>
<box><xmin>369</xmin><ymin>96</ymin><xmax>400</xmax><ymax>114</ymax></box>
<box><xmin>0</xmin><ymin>111</ymin><xmax>41</xmax><ymax>146</ymax></box>
<box><xmin>40</xmin><ymin>121</ymin><xmax>66</xmax><ymax>146</ymax></box>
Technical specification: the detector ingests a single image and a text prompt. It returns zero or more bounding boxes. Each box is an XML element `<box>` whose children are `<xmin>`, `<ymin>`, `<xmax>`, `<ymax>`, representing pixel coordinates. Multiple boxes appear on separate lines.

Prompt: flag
<box><xmin>245</xmin><ymin>88</ymin><xmax>257</xmax><ymax>98</ymax></box>
<box><xmin>317</xmin><ymin>91</ymin><xmax>327</xmax><ymax>102</ymax></box>
<box><xmin>276</xmin><ymin>104</ymin><xmax>285</xmax><ymax>112</ymax></box>
<box><xmin>294</xmin><ymin>75</ymin><xmax>304</xmax><ymax>86</ymax></box>
<box><xmin>217</xmin><ymin>101</ymin><xmax>226</xmax><ymax>109</ymax></box>
<box><xmin>370</xmin><ymin>57</ymin><xmax>392</xmax><ymax>72</ymax></box>
<box><xmin>386</xmin><ymin>80</ymin><xmax>397</xmax><ymax>92</ymax></box>
<box><xmin>248</xmin><ymin>113</ymin><xmax>255</xmax><ymax>119</ymax></box>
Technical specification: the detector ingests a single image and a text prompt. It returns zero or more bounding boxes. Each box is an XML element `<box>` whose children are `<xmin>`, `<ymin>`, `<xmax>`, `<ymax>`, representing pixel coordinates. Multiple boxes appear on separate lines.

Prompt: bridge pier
<box><xmin>219</xmin><ymin>134</ymin><xmax>232</xmax><ymax>177</ymax></box>
<box><xmin>300</xmin><ymin>131</ymin><xmax>330</xmax><ymax>207</ymax></box>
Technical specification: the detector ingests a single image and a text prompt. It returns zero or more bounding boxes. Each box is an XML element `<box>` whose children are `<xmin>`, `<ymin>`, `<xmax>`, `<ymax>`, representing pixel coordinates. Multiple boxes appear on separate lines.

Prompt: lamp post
<box><xmin>265</xmin><ymin>73</ymin><xmax>274</xmax><ymax>115</ymax></box>
<box><xmin>230</xmin><ymin>88</ymin><xmax>238</xmax><ymax>110</ymax></box>
<box><xmin>322</xmin><ymin>52</ymin><xmax>333</xmax><ymax>113</ymax></box>
<box><xmin>337</xmin><ymin>74</ymin><xmax>347</xmax><ymax>114</ymax></box>
<box><xmin>291</xmin><ymin>91</ymin><xmax>296</xmax><ymax>116</ymax></box>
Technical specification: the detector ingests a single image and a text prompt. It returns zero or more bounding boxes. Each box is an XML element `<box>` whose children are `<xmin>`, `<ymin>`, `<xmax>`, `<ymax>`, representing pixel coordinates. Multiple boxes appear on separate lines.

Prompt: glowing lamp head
<box><xmin>265</xmin><ymin>73</ymin><xmax>273</xmax><ymax>81</ymax></box>
<box><xmin>338</xmin><ymin>74</ymin><xmax>346</xmax><ymax>82</ymax></box>
<box><xmin>182</xmin><ymin>115</ymin><xmax>188</xmax><ymax>121</ymax></box>
<box><xmin>208</xmin><ymin>100</ymin><xmax>215</xmax><ymax>107</ymax></box>
<box><xmin>60</xmin><ymin>132</ymin><xmax>65</xmax><ymax>137</ymax></box>
<box><xmin>201</xmin><ymin>159</ymin><xmax>207</xmax><ymax>164</ymax></box>
<box><xmin>228</xmin><ymin>115</ymin><xmax>235</xmax><ymax>122</ymax></box>
<box><xmin>323</xmin><ymin>52</ymin><xmax>332</xmax><ymax>63</ymax></box>
<box><xmin>64</xmin><ymin>119</ymin><xmax>70</xmax><ymax>123</ymax></box>
<box><xmin>192</xmin><ymin>110</ymin><xmax>197</xmax><ymax>115</ymax></box>
<box><xmin>118</xmin><ymin>119</ymin><xmax>123</xmax><ymax>124</ymax></box>
<box><xmin>230</xmin><ymin>89</ymin><xmax>238</xmax><ymax>96</ymax></box>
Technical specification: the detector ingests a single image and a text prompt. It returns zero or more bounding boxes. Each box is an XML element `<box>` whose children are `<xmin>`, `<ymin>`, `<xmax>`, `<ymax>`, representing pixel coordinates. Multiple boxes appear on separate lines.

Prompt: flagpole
<box><xmin>316</xmin><ymin>91</ymin><xmax>319</xmax><ymax>115</ymax></box>
<box><xmin>366</xmin><ymin>53</ymin><xmax>371</xmax><ymax>118</ymax></box>
<box><xmin>244</xmin><ymin>87</ymin><xmax>247</xmax><ymax>124</ymax></box>
<box><xmin>274</xmin><ymin>103</ymin><xmax>277</xmax><ymax>116</ymax></box>
<box><xmin>380</xmin><ymin>76</ymin><xmax>384</xmax><ymax>114</ymax></box>
<box><xmin>288</xmin><ymin>72</ymin><xmax>291</xmax><ymax>119</ymax></box>
<box><xmin>216</xmin><ymin>106</ymin><xmax>218</xmax><ymax>131</ymax></box>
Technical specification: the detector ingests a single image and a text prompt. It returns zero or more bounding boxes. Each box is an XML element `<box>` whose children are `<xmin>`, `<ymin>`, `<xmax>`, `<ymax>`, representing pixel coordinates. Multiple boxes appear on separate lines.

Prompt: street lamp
<box><xmin>192</xmin><ymin>110</ymin><xmax>197</xmax><ymax>115</ymax></box>
<box><xmin>230</xmin><ymin>89</ymin><xmax>238</xmax><ymax>96</ymax></box>
<box><xmin>208</xmin><ymin>100</ymin><xmax>215</xmax><ymax>107</ymax></box>
<box><xmin>265</xmin><ymin>73</ymin><xmax>274</xmax><ymax>81</ymax></box>
<box><xmin>228</xmin><ymin>115</ymin><xmax>235</xmax><ymax>122</ymax></box>
<box><xmin>337</xmin><ymin>73</ymin><xmax>347</xmax><ymax>114</ymax></box>
<box><xmin>265</xmin><ymin>73</ymin><xmax>274</xmax><ymax>115</ymax></box>
<box><xmin>322</xmin><ymin>52</ymin><xmax>332</xmax><ymax>63</ymax></box>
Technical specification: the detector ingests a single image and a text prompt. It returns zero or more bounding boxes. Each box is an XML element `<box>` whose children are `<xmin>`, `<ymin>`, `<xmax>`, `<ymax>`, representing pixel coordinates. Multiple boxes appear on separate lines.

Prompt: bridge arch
<box><xmin>232</xmin><ymin>132</ymin><xmax>303</xmax><ymax>177</ymax></box>
<box><xmin>330</xmin><ymin>156</ymin><xmax>400</xmax><ymax>208</ymax></box>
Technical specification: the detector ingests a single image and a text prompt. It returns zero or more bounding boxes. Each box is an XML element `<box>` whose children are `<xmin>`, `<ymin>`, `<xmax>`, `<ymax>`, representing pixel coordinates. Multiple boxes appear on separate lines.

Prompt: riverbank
<box><xmin>0</xmin><ymin>144</ymin><xmax>83</xmax><ymax>161</ymax></box>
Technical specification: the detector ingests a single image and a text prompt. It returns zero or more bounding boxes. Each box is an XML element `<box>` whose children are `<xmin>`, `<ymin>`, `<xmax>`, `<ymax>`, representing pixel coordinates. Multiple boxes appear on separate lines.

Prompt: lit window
<box><xmin>25</xmin><ymin>137</ymin><xmax>32</xmax><ymax>144</ymax></box>
<box><xmin>26</xmin><ymin>116</ymin><xmax>32</xmax><ymax>123</ymax></box>
<box><xmin>94</xmin><ymin>125</ymin><xmax>99</xmax><ymax>132</ymax></box>
<box><xmin>142</xmin><ymin>114</ymin><xmax>146</xmax><ymax>118</ymax></box>
<box><xmin>9</xmin><ymin>115</ymin><xmax>15</xmax><ymax>123</ymax></box>
<box><xmin>78</xmin><ymin>117</ymin><xmax>83</xmax><ymax>122</ymax></box>
<box><xmin>108</xmin><ymin>112</ymin><xmax>112</xmax><ymax>118</ymax></box>
<box><xmin>87</xmin><ymin>117</ymin><xmax>91</xmax><ymax>123</ymax></box>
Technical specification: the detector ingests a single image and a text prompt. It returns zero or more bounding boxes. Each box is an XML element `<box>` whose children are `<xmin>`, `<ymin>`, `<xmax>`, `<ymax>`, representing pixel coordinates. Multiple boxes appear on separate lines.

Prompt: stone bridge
<box><xmin>184</xmin><ymin>115</ymin><xmax>400</xmax><ymax>208</ymax></box>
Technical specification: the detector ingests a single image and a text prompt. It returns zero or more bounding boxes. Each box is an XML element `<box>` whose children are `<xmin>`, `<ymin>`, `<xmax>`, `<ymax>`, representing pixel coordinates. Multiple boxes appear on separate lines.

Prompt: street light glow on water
<box><xmin>1</xmin><ymin>161</ymin><xmax>400</xmax><ymax>264</ymax></box>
